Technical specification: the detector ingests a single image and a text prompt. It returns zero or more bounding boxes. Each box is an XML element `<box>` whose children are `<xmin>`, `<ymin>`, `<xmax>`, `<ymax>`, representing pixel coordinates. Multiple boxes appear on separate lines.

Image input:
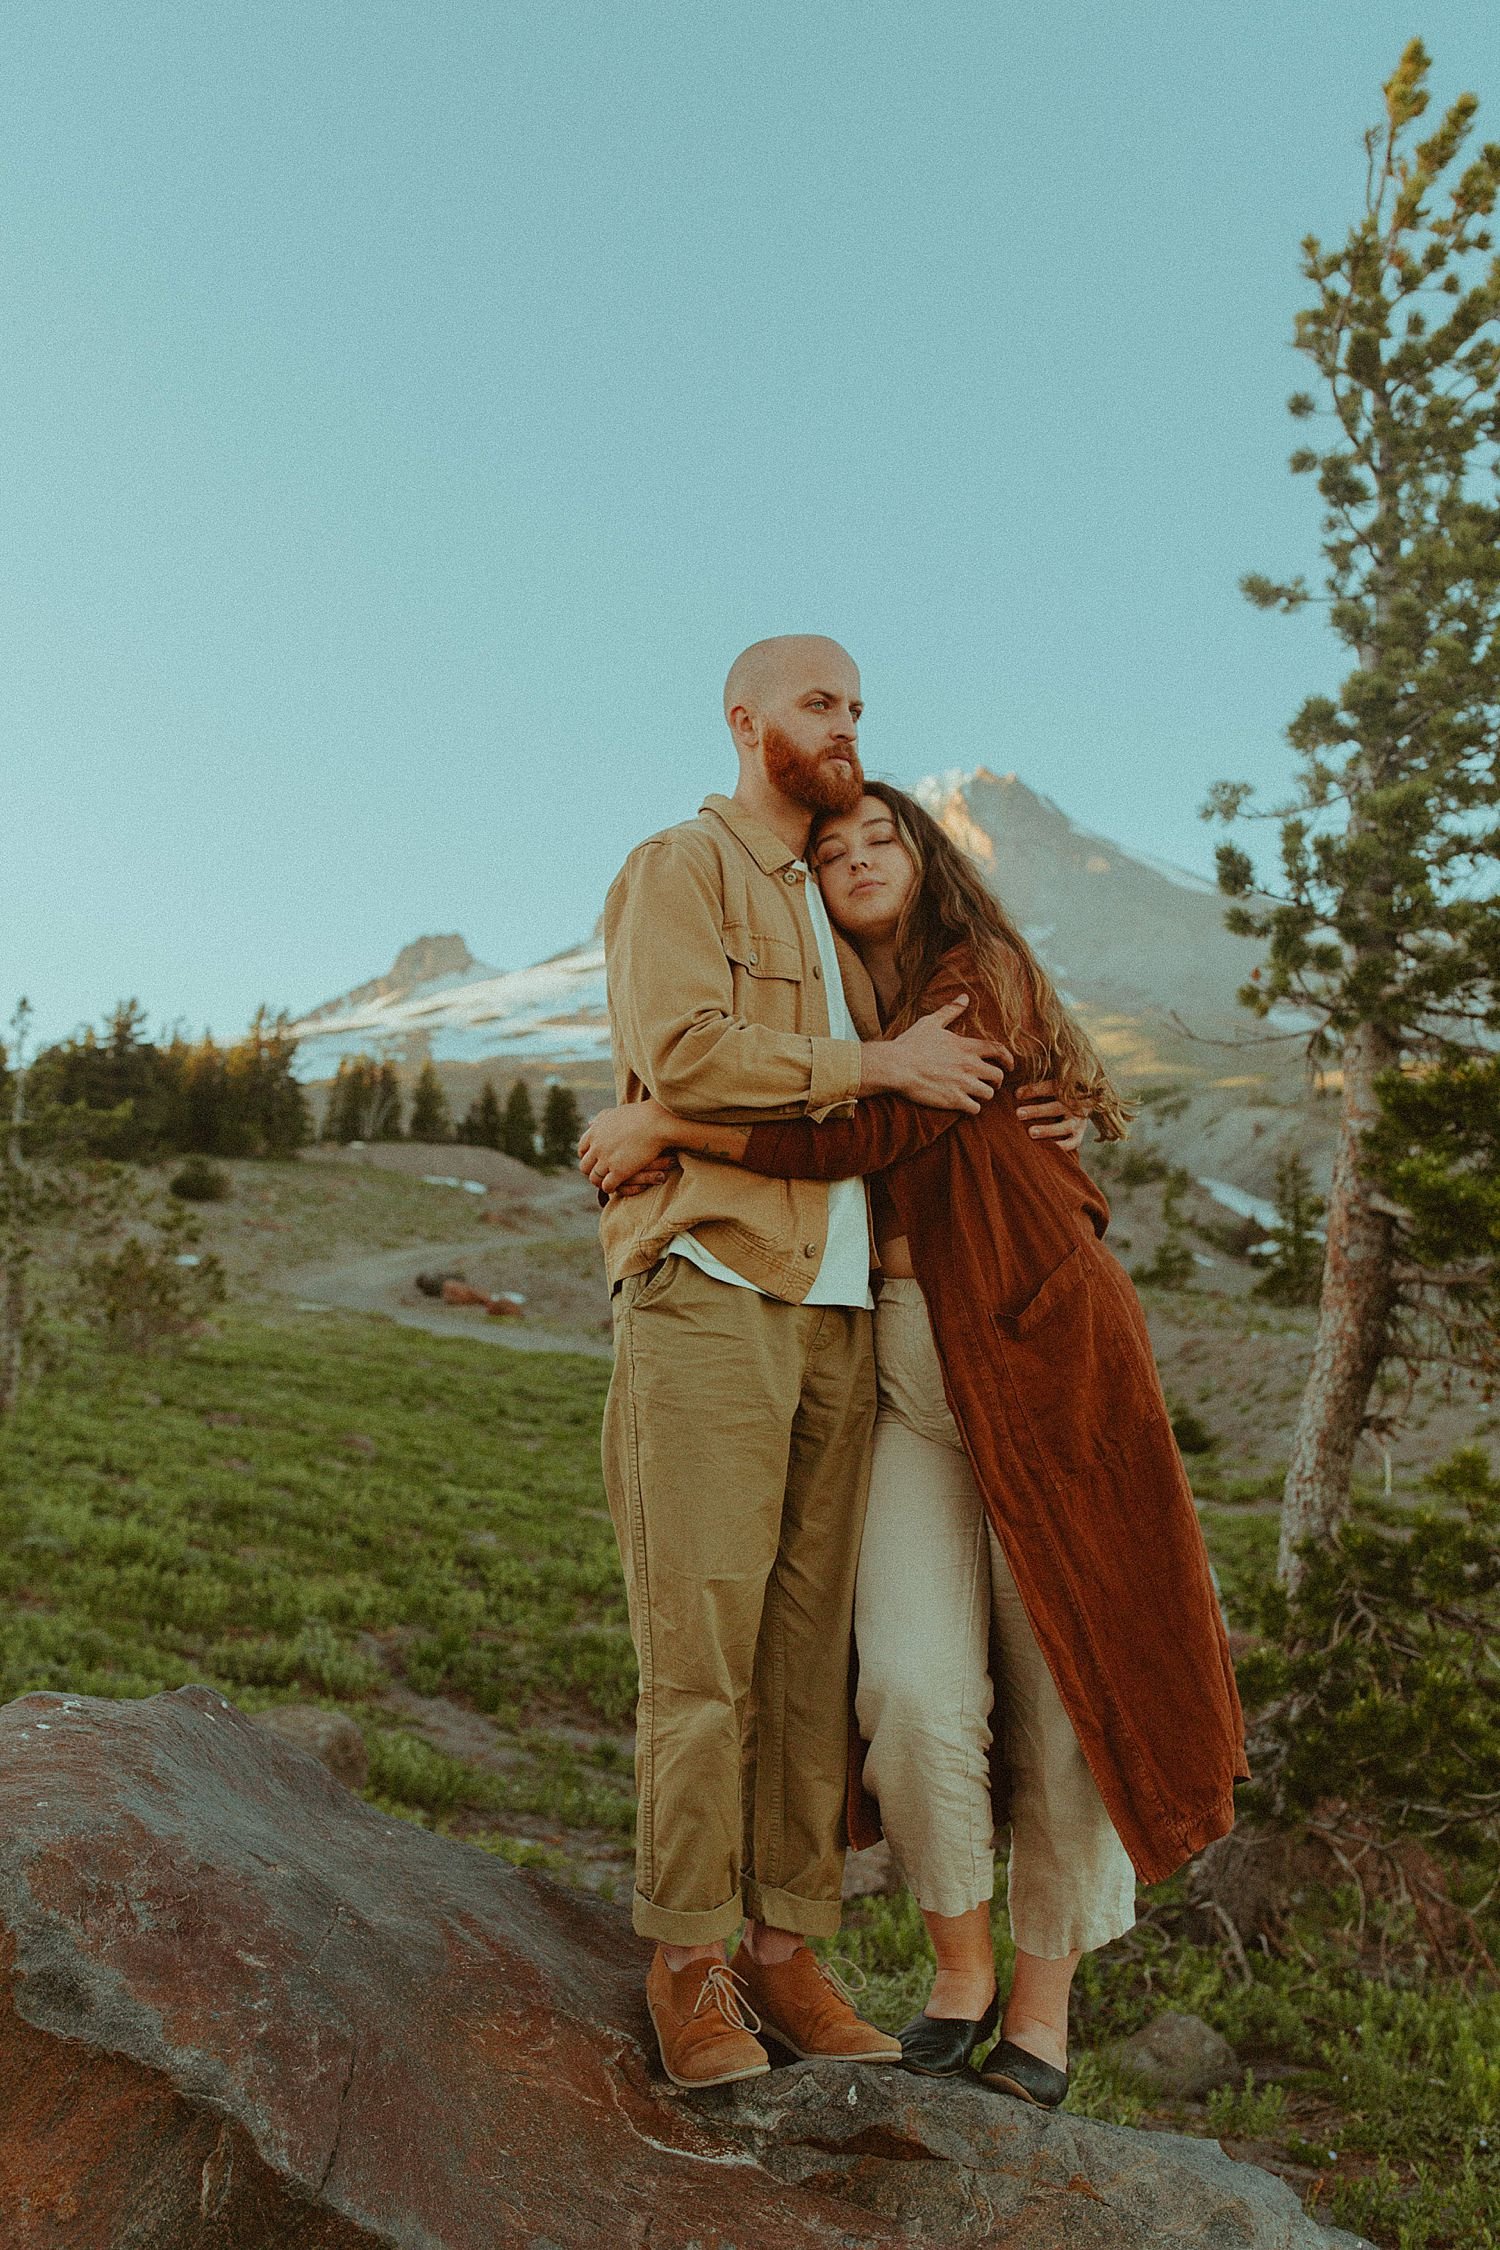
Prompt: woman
<box><xmin>580</xmin><ymin>783</ymin><xmax>1246</xmax><ymax>2106</ymax></box>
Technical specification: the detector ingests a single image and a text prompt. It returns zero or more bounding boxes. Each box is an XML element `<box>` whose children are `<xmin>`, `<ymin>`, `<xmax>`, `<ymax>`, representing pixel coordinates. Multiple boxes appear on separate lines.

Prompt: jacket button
<box><xmin>802</xmin><ymin>1242</ymin><xmax>817</xmax><ymax>1258</ymax></box>
<box><xmin>812</xmin><ymin>963</ymin><xmax>822</xmax><ymax>979</ymax></box>
<box><xmin>747</xmin><ymin>952</ymin><xmax>758</xmax><ymax>965</ymax></box>
<box><xmin>784</xmin><ymin>869</ymin><xmax>800</xmax><ymax>884</ymax></box>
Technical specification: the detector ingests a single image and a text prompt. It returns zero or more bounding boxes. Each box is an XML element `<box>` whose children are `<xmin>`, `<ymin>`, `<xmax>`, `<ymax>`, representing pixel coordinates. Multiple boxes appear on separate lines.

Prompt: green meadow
<box><xmin>1</xmin><ymin>1300</ymin><xmax>1493</xmax><ymax>2248</ymax></box>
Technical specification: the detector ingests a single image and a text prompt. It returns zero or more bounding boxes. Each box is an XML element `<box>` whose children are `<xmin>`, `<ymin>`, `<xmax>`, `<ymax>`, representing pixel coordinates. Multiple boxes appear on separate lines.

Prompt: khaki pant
<box><xmin>856</xmin><ymin>1280</ymin><xmax>1136</xmax><ymax>1958</ymax></box>
<box><xmin>603</xmin><ymin>1254</ymin><xmax>876</xmax><ymax>1944</ymax></box>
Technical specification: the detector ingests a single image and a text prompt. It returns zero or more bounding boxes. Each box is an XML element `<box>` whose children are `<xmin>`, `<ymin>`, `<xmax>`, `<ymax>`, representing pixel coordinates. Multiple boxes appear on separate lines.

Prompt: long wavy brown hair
<box><xmin>814</xmin><ymin>781</ymin><xmax>1134</xmax><ymax>1140</ymax></box>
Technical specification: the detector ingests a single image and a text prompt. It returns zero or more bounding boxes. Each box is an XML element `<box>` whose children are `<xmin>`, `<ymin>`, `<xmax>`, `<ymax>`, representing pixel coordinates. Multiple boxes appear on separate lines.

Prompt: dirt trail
<box><xmin>275</xmin><ymin>1239</ymin><xmax>615</xmax><ymax>1360</ymax></box>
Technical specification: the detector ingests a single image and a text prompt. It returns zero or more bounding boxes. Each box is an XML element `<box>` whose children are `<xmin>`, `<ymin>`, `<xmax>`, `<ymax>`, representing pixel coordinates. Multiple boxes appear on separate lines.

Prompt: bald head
<box><xmin>722</xmin><ymin>633</ymin><xmax>865</xmax><ymax>823</ymax></box>
<box><xmin>723</xmin><ymin>635</ymin><xmax>860</xmax><ymax>730</ymax></box>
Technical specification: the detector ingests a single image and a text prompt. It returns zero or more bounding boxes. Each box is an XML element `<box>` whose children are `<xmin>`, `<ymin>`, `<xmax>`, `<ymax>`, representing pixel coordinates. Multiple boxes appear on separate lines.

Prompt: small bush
<box><xmin>1170</xmin><ymin>1404</ymin><xmax>1218</xmax><ymax>1455</ymax></box>
<box><xmin>1132</xmin><ymin>1236</ymin><xmax>1196</xmax><ymax>1289</ymax></box>
<box><xmin>1206</xmin><ymin>2074</ymin><xmax>1290</xmax><ymax>2140</ymax></box>
<box><xmin>1237</xmin><ymin>1448</ymin><xmax>1500</xmax><ymax>1865</ymax></box>
<box><xmin>366</xmin><ymin>1728</ymin><xmax>477</xmax><ymax>1815</ymax></box>
<box><xmin>1112</xmin><ymin>1143</ymin><xmax>1171</xmax><ymax>1188</ymax></box>
<box><xmin>85</xmin><ymin>1225</ymin><xmax>227</xmax><ymax>1353</ymax></box>
<box><xmin>169</xmin><ymin>1156</ymin><xmax>231</xmax><ymax>1201</ymax></box>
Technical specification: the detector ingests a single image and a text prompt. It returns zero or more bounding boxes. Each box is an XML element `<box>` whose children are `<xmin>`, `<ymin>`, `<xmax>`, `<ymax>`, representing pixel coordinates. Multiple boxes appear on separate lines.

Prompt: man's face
<box><xmin>756</xmin><ymin>662</ymin><xmax>865</xmax><ymax>818</ymax></box>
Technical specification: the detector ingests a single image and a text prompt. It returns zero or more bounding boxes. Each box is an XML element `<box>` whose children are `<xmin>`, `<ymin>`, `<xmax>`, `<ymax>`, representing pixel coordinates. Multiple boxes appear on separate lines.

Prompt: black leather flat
<box><xmin>978</xmin><ymin>2037</ymin><xmax>1070</xmax><ymax>2109</ymax></box>
<box><xmin>897</xmin><ymin>1992</ymin><xmax>1000</xmax><ymax>2076</ymax></box>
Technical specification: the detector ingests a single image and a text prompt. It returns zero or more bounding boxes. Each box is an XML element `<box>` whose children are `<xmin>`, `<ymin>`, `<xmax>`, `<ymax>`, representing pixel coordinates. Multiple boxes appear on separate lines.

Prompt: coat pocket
<box><xmin>991</xmin><ymin>1245</ymin><xmax>1088</xmax><ymax>1340</ymax></box>
<box><xmin>722</xmin><ymin>923</ymin><xmax>803</xmax><ymax>982</ymax></box>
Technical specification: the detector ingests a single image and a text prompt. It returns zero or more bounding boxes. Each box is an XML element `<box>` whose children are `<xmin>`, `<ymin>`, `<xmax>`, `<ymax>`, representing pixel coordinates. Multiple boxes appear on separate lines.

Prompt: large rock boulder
<box><xmin>1108</xmin><ymin>2010</ymin><xmax>1242</xmax><ymax>2100</ymax></box>
<box><xmin>0</xmin><ymin>1687</ymin><xmax>1365</xmax><ymax>2250</ymax></box>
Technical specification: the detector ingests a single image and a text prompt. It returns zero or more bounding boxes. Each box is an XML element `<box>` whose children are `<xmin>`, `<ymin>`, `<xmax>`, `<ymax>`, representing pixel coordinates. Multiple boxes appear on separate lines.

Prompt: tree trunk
<box><xmin>0</xmin><ymin>1255</ymin><xmax>23</xmax><ymax>1418</ymax></box>
<box><xmin>1277</xmin><ymin>1019</ymin><xmax>1399</xmax><ymax>1589</ymax></box>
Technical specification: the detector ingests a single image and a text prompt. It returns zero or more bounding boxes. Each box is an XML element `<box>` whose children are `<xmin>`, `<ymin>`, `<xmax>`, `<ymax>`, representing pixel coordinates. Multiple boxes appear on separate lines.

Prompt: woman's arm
<box><xmin>737</xmin><ymin>1091</ymin><xmax>961</xmax><ymax>1180</ymax></box>
<box><xmin>581</xmin><ymin>1080</ymin><xmax>1086</xmax><ymax>1193</ymax></box>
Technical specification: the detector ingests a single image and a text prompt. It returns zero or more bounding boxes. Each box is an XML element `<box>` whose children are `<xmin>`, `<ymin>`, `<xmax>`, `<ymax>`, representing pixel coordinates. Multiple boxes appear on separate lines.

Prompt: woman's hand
<box><xmin>579</xmin><ymin>1099</ymin><xmax>680</xmax><ymax>1196</ymax></box>
<box><xmin>1016</xmin><ymin>1081</ymin><xmax>1090</xmax><ymax>1154</ymax></box>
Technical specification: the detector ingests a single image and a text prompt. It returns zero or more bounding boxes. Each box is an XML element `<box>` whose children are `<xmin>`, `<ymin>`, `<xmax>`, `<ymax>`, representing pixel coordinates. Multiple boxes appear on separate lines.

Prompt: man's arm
<box><xmin>606</xmin><ymin>838</ymin><xmax>861</xmax><ymax>1122</ymax></box>
<box><xmin>582</xmin><ymin>998</ymin><xmax>1024</xmax><ymax>1192</ymax></box>
<box><xmin>607</xmin><ymin>839</ymin><xmax>1008</xmax><ymax>1123</ymax></box>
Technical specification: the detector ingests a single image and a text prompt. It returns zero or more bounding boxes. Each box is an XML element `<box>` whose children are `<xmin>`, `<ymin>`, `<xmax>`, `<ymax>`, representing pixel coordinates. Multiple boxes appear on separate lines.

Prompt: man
<box><xmin>597</xmin><ymin>634</ymin><xmax>1015</xmax><ymax>2087</ymax></box>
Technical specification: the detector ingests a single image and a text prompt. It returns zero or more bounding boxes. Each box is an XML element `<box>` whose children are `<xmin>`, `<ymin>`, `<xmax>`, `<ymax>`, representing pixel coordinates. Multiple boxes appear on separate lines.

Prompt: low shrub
<box><xmin>169</xmin><ymin>1156</ymin><xmax>232</xmax><ymax>1201</ymax></box>
<box><xmin>1170</xmin><ymin>1404</ymin><xmax>1218</xmax><ymax>1456</ymax></box>
<box><xmin>1236</xmin><ymin>1448</ymin><xmax>1500</xmax><ymax>1873</ymax></box>
<box><xmin>1132</xmin><ymin>1236</ymin><xmax>1196</xmax><ymax>1289</ymax></box>
<box><xmin>84</xmin><ymin>1223</ymin><xmax>227</xmax><ymax>1353</ymax></box>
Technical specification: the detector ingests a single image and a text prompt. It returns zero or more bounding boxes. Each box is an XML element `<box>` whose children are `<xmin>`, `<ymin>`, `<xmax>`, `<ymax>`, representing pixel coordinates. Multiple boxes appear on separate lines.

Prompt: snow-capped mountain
<box><xmin>290</xmin><ymin>934</ymin><xmax>610</xmax><ymax>1079</ymax></box>
<box><xmin>289</xmin><ymin>770</ymin><xmax>1262</xmax><ymax>1082</ymax></box>
<box><xmin>911</xmin><ymin>769</ymin><xmax>1263</xmax><ymax>1025</ymax></box>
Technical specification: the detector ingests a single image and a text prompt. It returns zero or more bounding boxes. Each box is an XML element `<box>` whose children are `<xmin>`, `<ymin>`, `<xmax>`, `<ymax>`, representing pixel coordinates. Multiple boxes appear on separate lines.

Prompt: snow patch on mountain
<box><xmin>290</xmin><ymin>940</ymin><xmax>608</xmax><ymax>1079</ymax></box>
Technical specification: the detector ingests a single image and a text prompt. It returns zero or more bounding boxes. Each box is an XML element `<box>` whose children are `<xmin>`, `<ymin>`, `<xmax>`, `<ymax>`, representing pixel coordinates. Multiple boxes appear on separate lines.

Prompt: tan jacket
<box><xmin>600</xmin><ymin>794</ymin><xmax>881</xmax><ymax>1299</ymax></box>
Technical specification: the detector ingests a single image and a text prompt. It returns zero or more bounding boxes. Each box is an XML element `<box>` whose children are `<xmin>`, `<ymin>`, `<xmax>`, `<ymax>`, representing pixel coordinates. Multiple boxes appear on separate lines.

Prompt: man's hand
<box><xmin>1016</xmin><ymin>1081</ymin><xmax>1089</xmax><ymax>1153</ymax></box>
<box><xmin>579</xmin><ymin>1100</ymin><xmax>676</xmax><ymax>1196</ymax></box>
<box><xmin>860</xmin><ymin>998</ymin><xmax>1012</xmax><ymax>1112</ymax></box>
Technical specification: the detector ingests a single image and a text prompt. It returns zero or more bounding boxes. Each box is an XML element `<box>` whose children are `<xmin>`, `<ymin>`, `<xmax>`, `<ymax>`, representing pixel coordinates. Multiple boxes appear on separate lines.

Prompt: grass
<box><xmin>0</xmin><ymin>1307</ymin><xmax>636</xmax><ymax>1865</ymax></box>
<box><xmin>161</xmin><ymin>1153</ymin><xmax>501</xmax><ymax>1284</ymax></box>
<box><xmin>1</xmin><ymin>1300</ymin><xmax>1494</xmax><ymax>2247</ymax></box>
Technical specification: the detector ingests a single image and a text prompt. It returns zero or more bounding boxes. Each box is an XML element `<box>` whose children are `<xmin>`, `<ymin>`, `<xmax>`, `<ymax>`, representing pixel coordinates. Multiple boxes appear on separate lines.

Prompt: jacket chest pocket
<box><xmin>723</xmin><ymin>923</ymin><xmax>805</xmax><ymax>1029</ymax></box>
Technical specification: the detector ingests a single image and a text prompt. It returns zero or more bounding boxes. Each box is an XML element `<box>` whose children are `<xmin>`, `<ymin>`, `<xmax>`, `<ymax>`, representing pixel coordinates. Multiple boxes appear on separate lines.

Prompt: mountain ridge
<box><xmin>289</xmin><ymin>768</ymin><xmax>1263</xmax><ymax>1075</ymax></box>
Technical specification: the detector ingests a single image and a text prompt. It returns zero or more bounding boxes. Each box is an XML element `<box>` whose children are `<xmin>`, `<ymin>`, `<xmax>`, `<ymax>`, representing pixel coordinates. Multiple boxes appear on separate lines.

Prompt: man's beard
<box><xmin>761</xmin><ymin>722</ymin><xmax>865</xmax><ymax>816</ymax></box>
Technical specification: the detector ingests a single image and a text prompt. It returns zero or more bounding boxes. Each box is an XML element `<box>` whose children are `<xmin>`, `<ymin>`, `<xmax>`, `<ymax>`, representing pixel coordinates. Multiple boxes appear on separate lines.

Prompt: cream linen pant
<box><xmin>854</xmin><ymin>1279</ymin><xmax>1137</xmax><ymax>1959</ymax></box>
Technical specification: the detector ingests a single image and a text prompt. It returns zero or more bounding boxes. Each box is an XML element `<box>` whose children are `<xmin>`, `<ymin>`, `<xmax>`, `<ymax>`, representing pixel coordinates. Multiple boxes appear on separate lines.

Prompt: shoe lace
<box><xmin>694</xmin><ymin>1963</ymin><xmax>762</xmax><ymax>2035</ymax></box>
<box><xmin>814</xmin><ymin>1954</ymin><xmax>869</xmax><ymax>2008</ymax></box>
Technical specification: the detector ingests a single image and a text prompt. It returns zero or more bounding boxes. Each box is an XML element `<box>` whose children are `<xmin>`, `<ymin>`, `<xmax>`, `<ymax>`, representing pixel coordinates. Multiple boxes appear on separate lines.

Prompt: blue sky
<box><xmin>4</xmin><ymin>2</ymin><xmax>1494</xmax><ymax>1044</ymax></box>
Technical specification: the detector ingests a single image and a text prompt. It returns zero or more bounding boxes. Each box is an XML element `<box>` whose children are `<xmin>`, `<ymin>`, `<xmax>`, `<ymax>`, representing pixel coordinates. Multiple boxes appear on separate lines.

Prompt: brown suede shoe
<box><xmin>729</xmin><ymin>1944</ymin><xmax>902</xmax><ymax>2063</ymax></box>
<box><xmin>645</xmin><ymin>1951</ymin><xmax>771</xmax><ymax>2089</ymax></box>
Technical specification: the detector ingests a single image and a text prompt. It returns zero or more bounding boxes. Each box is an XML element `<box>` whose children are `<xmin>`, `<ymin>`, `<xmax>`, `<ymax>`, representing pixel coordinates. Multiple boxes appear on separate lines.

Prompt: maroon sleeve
<box><xmin>739</xmin><ymin>952</ymin><xmax>987</xmax><ymax>1181</ymax></box>
<box><xmin>740</xmin><ymin>1092</ymin><xmax>959</xmax><ymax>1181</ymax></box>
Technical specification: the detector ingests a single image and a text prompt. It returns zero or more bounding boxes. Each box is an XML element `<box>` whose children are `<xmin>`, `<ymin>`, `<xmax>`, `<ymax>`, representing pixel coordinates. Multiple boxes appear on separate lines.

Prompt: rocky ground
<box><xmin>0</xmin><ymin>1685</ymin><xmax>1371</xmax><ymax>2250</ymax></box>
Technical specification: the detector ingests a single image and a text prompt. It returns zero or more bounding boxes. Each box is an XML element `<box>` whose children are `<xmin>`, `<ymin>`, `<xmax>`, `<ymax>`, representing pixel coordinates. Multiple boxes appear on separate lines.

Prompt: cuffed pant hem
<box><xmin>740</xmin><ymin>1878</ymin><xmax>843</xmax><ymax>1940</ymax></box>
<box><xmin>1010</xmin><ymin>1902</ymin><xmax>1137</xmax><ymax>1960</ymax></box>
<box><xmin>631</xmin><ymin>1888</ymin><xmax>745</xmax><ymax>1946</ymax></box>
<box><xmin>907</xmin><ymin>1861</ymin><xmax>997</xmax><ymax>1922</ymax></box>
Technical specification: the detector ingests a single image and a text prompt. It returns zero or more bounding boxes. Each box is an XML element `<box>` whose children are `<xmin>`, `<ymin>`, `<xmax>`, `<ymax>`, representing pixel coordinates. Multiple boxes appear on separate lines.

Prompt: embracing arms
<box><xmin>580</xmin><ymin>998</ymin><xmax>1087</xmax><ymax>1195</ymax></box>
<box><xmin>607</xmin><ymin>838</ymin><xmax>1008</xmax><ymax>1123</ymax></box>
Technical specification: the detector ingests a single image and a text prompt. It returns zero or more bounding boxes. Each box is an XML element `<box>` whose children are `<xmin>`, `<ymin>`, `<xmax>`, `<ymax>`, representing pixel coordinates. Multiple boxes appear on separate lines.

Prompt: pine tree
<box><xmin>370</xmin><ymin>1061</ymin><xmax>404</xmax><ymax>1142</ymax></box>
<box><xmin>28</xmin><ymin>999</ymin><xmax>170</xmax><ymax>1157</ymax></box>
<box><xmin>457</xmin><ymin>1078</ymin><xmax>504</xmax><ymax>1150</ymax></box>
<box><xmin>224</xmin><ymin>1006</ymin><xmax>310</xmax><ymax>1157</ymax></box>
<box><xmin>540</xmin><ymin>1082</ymin><xmax>583</xmax><ymax>1170</ymax></box>
<box><xmin>321</xmin><ymin>1055</ymin><xmax>403</xmax><ymax>1144</ymax></box>
<box><xmin>1254</xmin><ymin>1153</ymin><xmax>1327</xmax><ymax>1307</ymax></box>
<box><xmin>320</xmin><ymin>1058</ymin><xmax>355</xmax><ymax>1143</ymax></box>
<box><xmin>407</xmin><ymin>1060</ymin><xmax>453</xmax><ymax>1144</ymax></box>
<box><xmin>501</xmin><ymin>1079</ymin><xmax>538</xmax><ymax>1166</ymax></box>
<box><xmin>177</xmin><ymin>1038</ymin><xmax>231</xmax><ymax>1156</ymax></box>
<box><xmin>1207</xmin><ymin>43</ymin><xmax>1500</xmax><ymax>1588</ymax></box>
<box><xmin>321</xmin><ymin>1057</ymin><xmax>368</xmax><ymax>1143</ymax></box>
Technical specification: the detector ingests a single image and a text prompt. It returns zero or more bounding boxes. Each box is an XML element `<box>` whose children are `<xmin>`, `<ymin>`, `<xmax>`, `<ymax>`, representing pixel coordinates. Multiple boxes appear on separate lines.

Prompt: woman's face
<box><xmin>811</xmin><ymin>795</ymin><xmax>918</xmax><ymax>944</ymax></box>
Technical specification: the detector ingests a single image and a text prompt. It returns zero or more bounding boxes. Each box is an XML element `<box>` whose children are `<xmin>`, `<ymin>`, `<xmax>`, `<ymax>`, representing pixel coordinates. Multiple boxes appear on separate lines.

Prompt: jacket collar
<box><xmin>701</xmin><ymin>793</ymin><xmax>805</xmax><ymax>876</ymax></box>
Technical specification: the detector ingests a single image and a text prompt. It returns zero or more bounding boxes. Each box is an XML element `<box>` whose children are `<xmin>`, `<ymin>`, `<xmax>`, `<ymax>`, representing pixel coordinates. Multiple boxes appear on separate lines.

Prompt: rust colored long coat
<box><xmin>741</xmin><ymin>947</ymin><xmax>1248</xmax><ymax>1887</ymax></box>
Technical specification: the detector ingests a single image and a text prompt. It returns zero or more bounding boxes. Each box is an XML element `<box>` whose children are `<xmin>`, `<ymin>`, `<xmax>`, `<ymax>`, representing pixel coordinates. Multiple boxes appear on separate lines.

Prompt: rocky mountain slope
<box><xmin>289</xmin><ymin>771</ymin><xmax>1328</xmax><ymax>1203</ymax></box>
